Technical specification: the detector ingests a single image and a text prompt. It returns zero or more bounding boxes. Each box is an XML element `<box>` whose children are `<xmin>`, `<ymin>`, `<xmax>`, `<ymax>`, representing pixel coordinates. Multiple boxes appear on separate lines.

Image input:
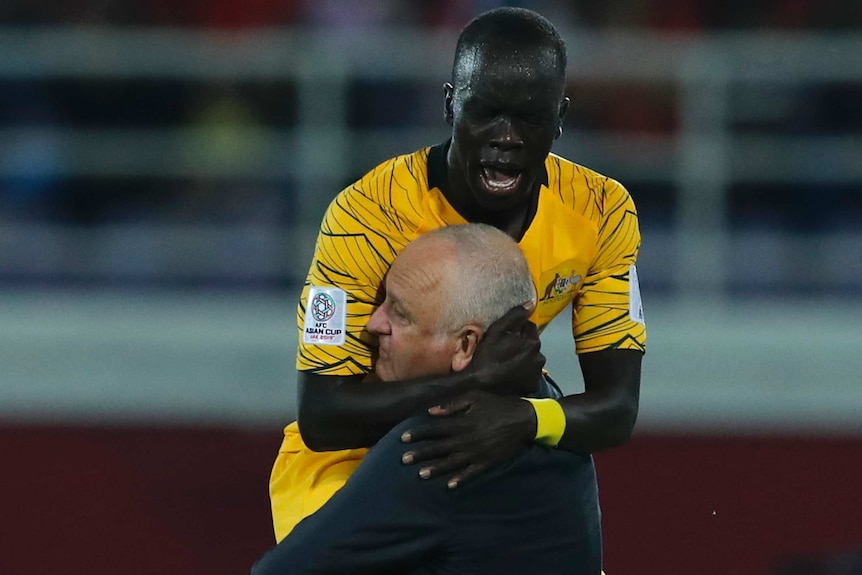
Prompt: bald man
<box><xmin>251</xmin><ymin>224</ymin><xmax>602</xmax><ymax>575</ymax></box>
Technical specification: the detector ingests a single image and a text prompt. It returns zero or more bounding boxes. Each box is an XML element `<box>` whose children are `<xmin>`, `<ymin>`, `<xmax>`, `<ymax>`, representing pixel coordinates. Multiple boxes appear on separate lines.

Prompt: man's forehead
<box><xmin>388</xmin><ymin>240</ymin><xmax>454</xmax><ymax>293</ymax></box>
<box><xmin>454</xmin><ymin>43</ymin><xmax>560</xmax><ymax>88</ymax></box>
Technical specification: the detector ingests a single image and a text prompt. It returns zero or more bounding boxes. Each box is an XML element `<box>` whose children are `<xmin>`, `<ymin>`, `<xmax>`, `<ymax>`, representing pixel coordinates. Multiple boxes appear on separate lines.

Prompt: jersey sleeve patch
<box><xmin>303</xmin><ymin>287</ymin><xmax>347</xmax><ymax>346</ymax></box>
<box><xmin>629</xmin><ymin>264</ymin><xmax>645</xmax><ymax>325</ymax></box>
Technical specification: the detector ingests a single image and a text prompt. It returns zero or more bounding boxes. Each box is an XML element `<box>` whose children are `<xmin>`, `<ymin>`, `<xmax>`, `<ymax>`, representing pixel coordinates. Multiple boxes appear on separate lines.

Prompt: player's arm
<box><xmin>400</xmin><ymin>348</ymin><xmax>641</xmax><ymax>484</ymax></box>
<box><xmin>553</xmin><ymin>179</ymin><xmax>645</xmax><ymax>451</ymax></box>
<box><xmin>298</xmin><ymin>370</ymin><xmax>485</xmax><ymax>451</ymax></box>
<box><xmin>250</xmin><ymin>418</ymin><xmax>449</xmax><ymax>575</ymax></box>
<box><xmin>556</xmin><ymin>348</ymin><xmax>641</xmax><ymax>451</ymax></box>
<box><xmin>299</xmin><ymin>305</ymin><xmax>544</xmax><ymax>451</ymax></box>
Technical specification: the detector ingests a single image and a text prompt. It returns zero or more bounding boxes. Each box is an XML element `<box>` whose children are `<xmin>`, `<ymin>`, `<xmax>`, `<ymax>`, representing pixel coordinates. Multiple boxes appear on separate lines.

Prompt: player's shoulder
<box><xmin>344</xmin><ymin>147</ymin><xmax>433</xmax><ymax>206</ymax></box>
<box><xmin>544</xmin><ymin>153</ymin><xmax>633</xmax><ymax>212</ymax></box>
<box><xmin>326</xmin><ymin>147</ymin><xmax>432</xmax><ymax>232</ymax></box>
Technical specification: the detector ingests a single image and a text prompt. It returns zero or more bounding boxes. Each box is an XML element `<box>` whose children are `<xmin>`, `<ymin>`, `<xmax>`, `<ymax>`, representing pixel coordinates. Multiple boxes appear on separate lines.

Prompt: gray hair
<box><xmin>414</xmin><ymin>223</ymin><xmax>536</xmax><ymax>333</ymax></box>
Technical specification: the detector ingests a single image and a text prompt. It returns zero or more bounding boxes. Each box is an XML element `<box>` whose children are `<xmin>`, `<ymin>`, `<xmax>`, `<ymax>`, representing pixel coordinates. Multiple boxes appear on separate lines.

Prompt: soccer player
<box><xmin>252</xmin><ymin>224</ymin><xmax>602</xmax><ymax>575</ymax></box>
<box><xmin>270</xmin><ymin>6</ymin><xmax>646</xmax><ymax>540</ymax></box>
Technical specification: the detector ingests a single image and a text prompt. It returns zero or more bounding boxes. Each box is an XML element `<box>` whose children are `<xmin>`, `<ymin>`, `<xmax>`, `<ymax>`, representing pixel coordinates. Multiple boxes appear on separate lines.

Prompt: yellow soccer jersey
<box><xmin>297</xmin><ymin>143</ymin><xmax>646</xmax><ymax>376</ymax></box>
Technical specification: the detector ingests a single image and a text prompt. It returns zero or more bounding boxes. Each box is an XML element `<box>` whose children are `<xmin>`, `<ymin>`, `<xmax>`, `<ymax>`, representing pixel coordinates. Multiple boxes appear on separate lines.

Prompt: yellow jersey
<box><xmin>297</xmin><ymin>142</ymin><xmax>645</xmax><ymax>375</ymax></box>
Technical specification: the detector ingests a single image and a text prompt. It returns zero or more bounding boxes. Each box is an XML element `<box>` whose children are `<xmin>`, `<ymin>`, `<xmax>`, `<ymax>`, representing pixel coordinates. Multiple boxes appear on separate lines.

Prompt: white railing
<box><xmin>2</xmin><ymin>28</ymin><xmax>862</xmax><ymax>427</ymax></box>
<box><xmin>2</xmin><ymin>289</ymin><xmax>861</xmax><ymax>431</ymax></box>
<box><xmin>2</xmin><ymin>28</ymin><xmax>861</xmax><ymax>297</ymax></box>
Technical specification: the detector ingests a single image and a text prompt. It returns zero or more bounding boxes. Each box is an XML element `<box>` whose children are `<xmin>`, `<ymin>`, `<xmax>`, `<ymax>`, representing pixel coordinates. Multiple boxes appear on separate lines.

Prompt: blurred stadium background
<box><xmin>2</xmin><ymin>1</ymin><xmax>861</xmax><ymax>574</ymax></box>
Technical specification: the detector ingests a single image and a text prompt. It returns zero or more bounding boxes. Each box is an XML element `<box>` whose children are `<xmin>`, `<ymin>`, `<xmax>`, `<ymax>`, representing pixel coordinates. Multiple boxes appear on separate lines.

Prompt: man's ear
<box><xmin>443</xmin><ymin>82</ymin><xmax>455</xmax><ymax>125</ymax></box>
<box><xmin>451</xmin><ymin>325</ymin><xmax>483</xmax><ymax>372</ymax></box>
<box><xmin>555</xmin><ymin>96</ymin><xmax>570</xmax><ymax>140</ymax></box>
<box><xmin>558</xmin><ymin>96</ymin><xmax>570</xmax><ymax>122</ymax></box>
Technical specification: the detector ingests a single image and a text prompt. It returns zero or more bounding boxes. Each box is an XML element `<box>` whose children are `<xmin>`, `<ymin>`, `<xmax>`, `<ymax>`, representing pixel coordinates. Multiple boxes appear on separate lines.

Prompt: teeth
<box><xmin>483</xmin><ymin>168</ymin><xmax>519</xmax><ymax>190</ymax></box>
<box><xmin>486</xmin><ymin>176</ymin><xmax>516</xmax><ymax>190</ymax></box>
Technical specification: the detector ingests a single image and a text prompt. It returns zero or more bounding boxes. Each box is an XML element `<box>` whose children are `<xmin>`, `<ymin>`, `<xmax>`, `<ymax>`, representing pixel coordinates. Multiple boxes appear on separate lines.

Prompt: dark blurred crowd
<box><xmin>2</xmin><ymin>0</ymin><xmax>862</xmax><ymax>30</ymax></box>
<box><xmin>1</xmin><ymin>0</ymin><xmax>861</xmax><ymax>235</ymax></box>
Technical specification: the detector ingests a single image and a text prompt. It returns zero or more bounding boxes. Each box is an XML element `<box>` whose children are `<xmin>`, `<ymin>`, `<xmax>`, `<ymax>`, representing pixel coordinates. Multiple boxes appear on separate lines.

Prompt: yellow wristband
<box><xmin>523</xmin><ymin>398</ymin><xmax>566</xmax><ymax>447</ymax></box>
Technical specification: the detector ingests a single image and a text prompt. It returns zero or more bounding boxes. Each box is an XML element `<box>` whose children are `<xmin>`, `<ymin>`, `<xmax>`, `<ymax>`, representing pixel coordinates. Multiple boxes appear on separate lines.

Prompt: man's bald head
<box><xmin>404</xmin><ymin>223</ymin><xmax>536</xmax><ymax>333</ymax></box>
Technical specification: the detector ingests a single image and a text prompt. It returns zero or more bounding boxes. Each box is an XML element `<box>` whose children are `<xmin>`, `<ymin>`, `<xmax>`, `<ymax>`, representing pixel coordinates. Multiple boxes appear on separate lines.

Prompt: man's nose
<box><xmin>489</xmin><ymin>117</ymin><xmax>523</xmax><ymax>150</ymax></box>
<box><xmin>366</xmin><ymin>307</ymin><xmax>389</xmax><ymax>335</ymax></box>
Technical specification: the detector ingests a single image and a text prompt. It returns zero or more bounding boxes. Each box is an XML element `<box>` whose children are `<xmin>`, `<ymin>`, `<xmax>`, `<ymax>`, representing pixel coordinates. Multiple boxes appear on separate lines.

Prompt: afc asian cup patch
<box><xmin>629</xmin><ymin>265</ymin><xmax>645</xmax><ymax>325</ymax></box>
<box><xmin>303</xmin><ymin>286</ymin><xmax>347</xmax><ymax>346</ymax></box>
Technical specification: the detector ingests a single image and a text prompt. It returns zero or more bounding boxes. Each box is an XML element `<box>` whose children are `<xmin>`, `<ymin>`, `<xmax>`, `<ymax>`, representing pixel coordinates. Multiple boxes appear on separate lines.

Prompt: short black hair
<box><xmin>452</xmin><ymin>7</ymin><xmax>567</xmax><ymax>84</ymax></box>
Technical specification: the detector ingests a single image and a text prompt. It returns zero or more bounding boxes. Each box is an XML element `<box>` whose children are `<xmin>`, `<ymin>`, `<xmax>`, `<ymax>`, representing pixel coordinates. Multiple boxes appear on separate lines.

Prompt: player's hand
<box><xmin>467</xmin><ymin>304</ymin><xmax>545</xmax><ymax>397</ymax></box>
<box><xmin>400</xmin><ymin>390</ymin><xmax>537</xmax><ymax>488</ymax></box>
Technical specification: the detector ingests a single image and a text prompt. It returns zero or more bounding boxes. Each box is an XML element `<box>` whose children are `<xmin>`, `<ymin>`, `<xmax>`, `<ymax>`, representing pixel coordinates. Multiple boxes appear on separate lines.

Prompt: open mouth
<box><xmin>480</xmin><ymin>166</ymin><xmax>523</xmax><ymax>195</ymax></box>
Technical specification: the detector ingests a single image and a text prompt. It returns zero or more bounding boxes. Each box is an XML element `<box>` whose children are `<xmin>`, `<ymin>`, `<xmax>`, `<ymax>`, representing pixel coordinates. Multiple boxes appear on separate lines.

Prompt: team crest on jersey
<box><xmin>303</xmin><ymin>286</ymin><xmax>346</xmax><ymax>345</ymax></box>
<box><xmin>538</xmin><ymin>266</ymin><xmax>583</xmax><ymax>305</ymax></box>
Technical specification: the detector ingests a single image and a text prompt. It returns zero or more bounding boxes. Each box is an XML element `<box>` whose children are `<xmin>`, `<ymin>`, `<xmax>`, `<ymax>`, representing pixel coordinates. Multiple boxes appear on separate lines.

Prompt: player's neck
<box><xmin>444</xmin><ymin>180</ymin><xmax>537</xmax><ymax>241</ymax></box>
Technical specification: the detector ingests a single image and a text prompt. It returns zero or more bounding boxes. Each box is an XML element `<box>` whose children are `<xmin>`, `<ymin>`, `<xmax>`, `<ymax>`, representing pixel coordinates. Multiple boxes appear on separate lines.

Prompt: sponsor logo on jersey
<box><xmin>303</xmin><ymin>287</ymin><xmax>347</xmax><ymax>345</ymax></box>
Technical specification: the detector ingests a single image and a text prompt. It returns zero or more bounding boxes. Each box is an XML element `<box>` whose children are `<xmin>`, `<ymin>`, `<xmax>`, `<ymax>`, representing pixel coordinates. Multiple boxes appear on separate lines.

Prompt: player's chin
<box><xmin>473</xmin><ymin>187</ymin><xmax>529</xmax><ymax>211</ymax></box>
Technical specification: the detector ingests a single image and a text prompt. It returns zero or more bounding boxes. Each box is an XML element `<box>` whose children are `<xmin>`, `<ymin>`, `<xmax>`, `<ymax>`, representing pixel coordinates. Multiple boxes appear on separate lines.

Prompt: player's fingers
<box><xmin>401</xmin><ymin>434</ymin><xmax>466</xmax><ymax>465</ymax></box>
<box><xmin>400</xmin><ymin>417</ymin><xmax>464</xmax><ymax>444</ymax></box>
<box><xmin>507</xmin><ymin>340</ymin><xmax>546</xmax><ymax>376</ymax></box>
<box><xmin>445</xmin><ymin>463</ymin><xmax>487</xmax><ymax>489</ymax></box>
<box><xmin>518</xmin><ymin>318</ymin><xmax>540</xmax><ymax>340</ymax></box>
<box><xmin>484</xmin><ymin>305</ymin><xmax>531</xmax><ymax>336</ymax></box>
<box><xmin>512</xmin><ymin>337</ymin><xmax>542</xmax><ymax>360</ymax></box>
<box><xmin>414</xmin><ymin>452</ymin><xmax>472</xmax><ymax>481</ymax></box>
<box><xmin>427</xmin><ymin>396</ymin><xmax>474</xmax><ymax>416</ymax></box>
